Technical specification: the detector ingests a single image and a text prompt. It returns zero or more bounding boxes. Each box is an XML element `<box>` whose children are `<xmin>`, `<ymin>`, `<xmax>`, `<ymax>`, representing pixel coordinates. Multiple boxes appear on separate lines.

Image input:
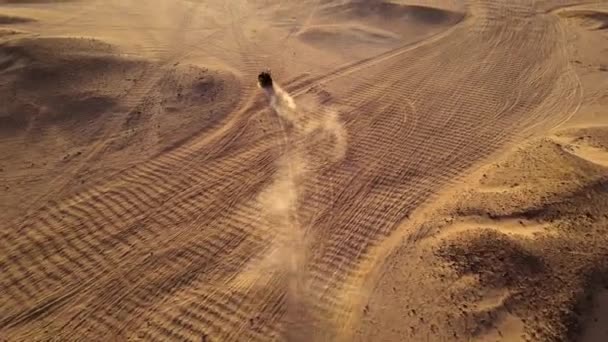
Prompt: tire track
<box><xmin>1</xmin><ymin>0</ymin><xmax>584</xmax><ymax>340</ymax></box>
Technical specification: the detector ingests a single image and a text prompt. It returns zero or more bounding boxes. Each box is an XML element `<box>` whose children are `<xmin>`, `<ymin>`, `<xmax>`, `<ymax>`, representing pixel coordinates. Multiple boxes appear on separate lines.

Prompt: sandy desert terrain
<box><xmin>1</xmin><ymin>0</ymin><xmax>607</xmax><ymax>341</ymax></box>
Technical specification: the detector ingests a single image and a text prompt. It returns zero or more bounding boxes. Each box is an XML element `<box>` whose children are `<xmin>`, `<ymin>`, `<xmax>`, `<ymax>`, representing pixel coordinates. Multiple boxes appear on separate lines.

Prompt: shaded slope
<box><xmin>296</xmin><ymin>23</ymin><xmax>400</xmax><ymax>57</ymax></box>
<box><xmin>318</xmin><ymin>0</ymin><xmax>464</xmax><ymax>31</ymax></box>
<box><xmin>0</xmin><ymin>36</ymin><xmax>240</xmax><ymax>220</ymax></box>
<box><xmin>291</xmin><ymin>0</ymin><xmax>464</xmax><ymax>57</ymax></box>
<box><xmin>0</xmin><ymin>14</ymin><xmax>34</xmax><ymax>25</ymax></box>
<box><xmin>559</xmin><ymin>10</ymin><xmax>608</xmax><ymax>30</ymax></box>
<box><xmin>319</xmin><ymin>0</ymin><xmax>462</xmax><ymax>23</ymax></box>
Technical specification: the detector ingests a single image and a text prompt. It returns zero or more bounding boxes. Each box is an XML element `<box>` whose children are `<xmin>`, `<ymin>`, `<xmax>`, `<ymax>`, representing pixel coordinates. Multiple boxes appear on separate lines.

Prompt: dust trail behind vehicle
<box><xmin>259</xmin><ymin>78</ymin><xmax>347</xmax><ymax>340</ymax></box>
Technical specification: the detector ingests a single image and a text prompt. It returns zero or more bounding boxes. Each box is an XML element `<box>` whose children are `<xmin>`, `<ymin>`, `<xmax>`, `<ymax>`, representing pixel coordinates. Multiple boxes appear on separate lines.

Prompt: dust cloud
<box><xmin>258</xmin><ymin>81</ymin><xmax>346</xmax><ymax>341</ymax></box>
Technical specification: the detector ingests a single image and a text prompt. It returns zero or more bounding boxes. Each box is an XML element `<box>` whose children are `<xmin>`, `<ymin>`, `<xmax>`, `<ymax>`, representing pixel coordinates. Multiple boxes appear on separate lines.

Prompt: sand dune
<box><xmin>298</xmin><ymin>24</ymin><xmax>400</xmax><ymax>45</ymax></box>
<box><xmin>1</xmin><ymin>38</ymin><xmax>136</xmax><ymax>128</ymax></box>
<box><xmin>1</xmin><ymin>0</ymin><xmax>608</xmax><ymax>341</ymax></box>
<box><xmin>318</xmin><ymin>0</ymin><xmax>463</xmax><ymax>25</ymax></box>
<box><xmin>0</xmin><ymin>35</ymin><xmax>240</xmax><ymax>221</ymax></box>
<box><xmin>559</xmin><ymin>10</ymin><xmax>608</xmax><ymax>30</ymax></box>
<box><xmin>297</xmin><ymin>24</ymin><xmax>400</xmax><ymax>57</ymax></box>
<box><xmin>314</xmin><ymin>0</ymin><xmax>465</xmax><ymax>43</ymax></box>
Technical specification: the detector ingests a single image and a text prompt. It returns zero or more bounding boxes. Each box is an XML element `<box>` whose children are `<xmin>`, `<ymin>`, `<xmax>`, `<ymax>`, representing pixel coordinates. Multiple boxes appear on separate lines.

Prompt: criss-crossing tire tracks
<box><xmin>0</xmin><ymin>0</ymin><xmax>586</xmax><ymax>340</ymax></box>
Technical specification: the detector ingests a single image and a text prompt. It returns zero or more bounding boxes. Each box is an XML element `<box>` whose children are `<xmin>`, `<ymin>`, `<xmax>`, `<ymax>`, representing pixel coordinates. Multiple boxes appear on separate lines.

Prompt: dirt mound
<box><xmin>559</xmin><ymin>10</ymin><xmax>608</xmax><ymax>30</ymax></box>
<box><xmin>146</xmin><ymin>63</ymin><xmax>240</xmax><ymax>150</ymax></box>
<box><xmin>438</xmin><ymin>230</ymin><xmax>545</xmax><ymax>289</ymax></box>
<box><xmin>557</xmin><ymin>126</ymin><xmax>608</xmax><ymax>150</ymax></box>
